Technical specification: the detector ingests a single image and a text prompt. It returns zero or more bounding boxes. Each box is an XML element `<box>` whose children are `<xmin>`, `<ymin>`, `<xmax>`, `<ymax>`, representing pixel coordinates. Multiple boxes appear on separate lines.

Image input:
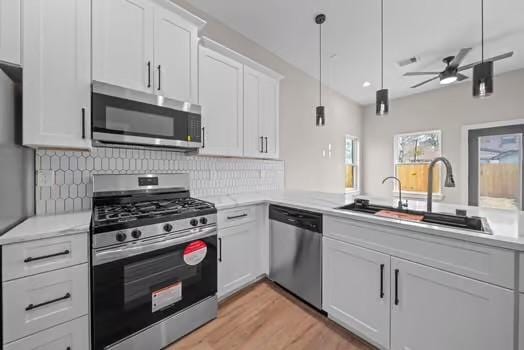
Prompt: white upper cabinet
<box><xmin>390</xmin><ymin>257</ymin><xmax>514</xmax><ymax>350</ymax></box>
<box><xmin>93</xmin><ymin>0</ymin><xmax>154</xmax><ymax>93</ymax></box>
<box><xmin>0</xmin><ymin>0</ymin><xmax>21</xmax><ymax>65</ymax></box>
<box><xmin>259</xmin><ymin>74</ymin><xmax>279</xmax><ymax>158</ymax></box>
<box><xmin>93</xmin><ymin>0</ymin><xmax>203</xmax><ymax>102</ymax></box>
<box><xmin>23</xmin><ymin>0</ymin><xmax>92</xmax><ymax>149</ymax></box>
<box><xmin>199</xmin><ymin>46</ymin><xmax>244</xmax><ymax>157</ymax></box>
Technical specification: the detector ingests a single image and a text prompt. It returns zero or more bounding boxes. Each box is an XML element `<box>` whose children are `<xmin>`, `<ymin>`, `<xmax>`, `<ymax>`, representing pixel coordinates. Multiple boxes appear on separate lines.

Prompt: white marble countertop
<box><xmin>0</xmin><ymin>211</ymin><xmax>91</xmax><ymax>245</ymax></box>
<box><xmin>202</xmin><ymin>191</ymin><xmax>524</xmax><ymax>251</ymax></box>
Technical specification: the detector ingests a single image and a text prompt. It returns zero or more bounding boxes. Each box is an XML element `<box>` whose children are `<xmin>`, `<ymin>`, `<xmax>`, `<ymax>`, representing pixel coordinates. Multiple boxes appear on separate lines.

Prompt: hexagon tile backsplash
<box><xmin>35</xmin><ymin>147</ymin><xmax>285</xmax><ymax>215</ymax></box>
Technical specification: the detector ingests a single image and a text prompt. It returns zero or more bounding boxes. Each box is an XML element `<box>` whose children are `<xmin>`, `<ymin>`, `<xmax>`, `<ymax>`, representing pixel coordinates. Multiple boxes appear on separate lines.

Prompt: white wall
<box><xmin>174</xmin><ymin>0</ymin><xmax>363</xmax><ymax>193</ymax></box>
<box><xmin>362</xmin><ymin>68</ymin><xmax>524</xmax><ymax>204</ymax></box>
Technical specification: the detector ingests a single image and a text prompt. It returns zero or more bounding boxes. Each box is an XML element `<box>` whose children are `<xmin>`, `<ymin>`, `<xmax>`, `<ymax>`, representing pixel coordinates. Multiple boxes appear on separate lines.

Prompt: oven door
<box><xmin>91</xmin><ymin>227</ymin><xmax>217</xmax><ymax>350</ymax></box>
<box><xmin>92</xmin><ymin>82</ymin><xmax>202</xmax><ymax>149</ymax></box>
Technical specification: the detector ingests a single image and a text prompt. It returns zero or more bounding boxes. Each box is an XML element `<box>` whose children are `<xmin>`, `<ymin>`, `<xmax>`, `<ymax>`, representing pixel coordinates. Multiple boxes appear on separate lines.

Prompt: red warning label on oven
<box><xmin>152</xmin><ymin>281</ymin><xmax>182</xmax><ymax>312</ymax></box>
<box><xmin>183</xmin><ymin>240</ymin><xmax>207</xmax><ymax>265</ymax></box>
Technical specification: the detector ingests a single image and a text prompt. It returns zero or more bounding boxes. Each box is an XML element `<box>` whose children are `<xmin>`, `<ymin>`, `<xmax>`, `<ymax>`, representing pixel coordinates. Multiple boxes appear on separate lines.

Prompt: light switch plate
<box><xmin>37</xmin><ymin>170</ymin><xmax>54</xmax><ymax>187</ymax></box>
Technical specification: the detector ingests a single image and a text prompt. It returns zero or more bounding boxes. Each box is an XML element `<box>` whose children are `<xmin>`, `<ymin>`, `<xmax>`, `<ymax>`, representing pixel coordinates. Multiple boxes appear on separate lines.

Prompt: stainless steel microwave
<box><xmin>92</xmin><ymin>81</ymin><xmax>202</xmax><ymax>150</ymax></box>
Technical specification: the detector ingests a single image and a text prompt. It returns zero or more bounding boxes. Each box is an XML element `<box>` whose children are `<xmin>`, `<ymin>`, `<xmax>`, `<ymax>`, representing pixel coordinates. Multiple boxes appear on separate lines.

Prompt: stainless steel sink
<box><xmin>337</xmin><ymin>200</ymin><xmax>492</xmax><ymax>234</ymax></box>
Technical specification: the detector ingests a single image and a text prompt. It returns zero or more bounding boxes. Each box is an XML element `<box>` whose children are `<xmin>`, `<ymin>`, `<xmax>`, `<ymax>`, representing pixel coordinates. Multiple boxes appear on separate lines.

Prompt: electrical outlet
<box><xmin>37</xmin><ymin>170</ymin><xmax>54</xmax><ymax>187</ymax></box>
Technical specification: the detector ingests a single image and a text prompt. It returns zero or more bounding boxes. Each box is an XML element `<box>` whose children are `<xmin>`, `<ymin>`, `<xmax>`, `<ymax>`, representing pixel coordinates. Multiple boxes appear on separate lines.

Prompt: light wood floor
<box><xmin>169</xmin><ymin>280</ymin><xmax>376</xmax><ymax>350</ymax></box>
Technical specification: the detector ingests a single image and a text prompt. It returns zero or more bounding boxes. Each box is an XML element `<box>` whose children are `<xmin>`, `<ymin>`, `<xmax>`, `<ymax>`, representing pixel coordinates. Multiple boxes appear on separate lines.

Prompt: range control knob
<box><xmin>200</xmin><ymin>217</ymin><xmax>208</xmax><ymax>225</ymax></box>
<box><xmin>131</xmin><ymin>229</ymin><xmax>142</xmax><ymax>239</ymax></box>
<box><xmin>190</xmin><ymin>219</ymin><xmax>199</xmax><ymax>227</ymax></box>
<box><xmin>164</xmin><ymin>224</ymin><xmax>173</xmax><ymax>232</ymax></box>
<box><xmin>116</xmin><ymin>232</ymin><xmax>127</xmax><ymax>242</ymax></box>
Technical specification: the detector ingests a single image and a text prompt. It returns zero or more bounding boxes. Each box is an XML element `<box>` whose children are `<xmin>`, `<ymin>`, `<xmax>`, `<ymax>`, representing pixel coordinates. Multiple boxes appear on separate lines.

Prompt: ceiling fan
<box><xmin>404</xmin><ymin>48</ymin><xmax>514</xmax><ymax>88</ymax></box>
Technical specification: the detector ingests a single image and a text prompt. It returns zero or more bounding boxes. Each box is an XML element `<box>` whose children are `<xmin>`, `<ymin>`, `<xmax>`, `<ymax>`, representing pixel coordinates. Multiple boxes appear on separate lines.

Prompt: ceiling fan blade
<box><xmin>403</xmin><ymin>72</ymin><xmax>440</xmax><ymax>76</ymax></box>
<box><xmin>411</xmin><ymin>76</ymin><xmax>439</xmax><ymax>88</ymax></box>
<box><xmin>458</xmin><ymin>51</ymin><xmax>514</xmax><ymax>71</ymax></box>
<box><xmin>450</xmin><ymin>48</ymin><xmax>472</xmax><ymax>67</ymax></box>
<box><xmin>456</xmin><ymin>73</ymin><xmax>468</xmax><ymax>81</ymax></box>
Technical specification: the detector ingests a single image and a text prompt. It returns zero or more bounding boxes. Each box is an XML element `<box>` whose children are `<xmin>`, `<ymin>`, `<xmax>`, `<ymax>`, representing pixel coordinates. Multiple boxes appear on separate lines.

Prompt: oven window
<box><xmin>106</xmin><ymin>107</ymin><xmax>175</xmax><ymax>138</ymax></box>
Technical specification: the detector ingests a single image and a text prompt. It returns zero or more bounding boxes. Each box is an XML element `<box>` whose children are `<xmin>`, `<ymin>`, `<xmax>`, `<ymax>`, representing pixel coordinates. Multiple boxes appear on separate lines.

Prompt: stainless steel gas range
<box><xmin>90</xmin><ymin>173</ymin><xmax>217</xmax><ymax>350</ymax></box>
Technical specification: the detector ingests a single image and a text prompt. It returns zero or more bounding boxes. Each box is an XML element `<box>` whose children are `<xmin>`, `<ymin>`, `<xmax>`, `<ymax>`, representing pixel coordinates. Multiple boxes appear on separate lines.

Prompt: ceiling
<box><xmin>186</xmin><ymin>0</ymin><xmax>524</xmax><ymax>105</ymax></box>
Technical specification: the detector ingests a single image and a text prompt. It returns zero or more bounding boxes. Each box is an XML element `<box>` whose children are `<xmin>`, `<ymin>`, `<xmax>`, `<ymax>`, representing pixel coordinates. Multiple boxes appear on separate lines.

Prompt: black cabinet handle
<box><xmin>264</xmin><ymin>137</ymin><xmax>268</xmax><ymax>153</ymax></box>
<box><xmin>25</xmin><ymin>292</ymin><xmax>71</xmax><ymax>311</ymax></box>
<box><xmin>81</xmin><ymin>108</ymin><xmax>86</xmax><ymax>139</ymax></box>
<box><xmin>260</xmin><ymin>136</ymin><xmax>264</xmax><ymax>153</ymax></box>
<box><xmin>24</xmin><ymin>250</ymin><xmax>70</xmax><ymax>263</ymax></box>
<box><xmin>147</xmin><ymin>61</ymin><xmax>151</xmax><ymax>88</ymax></box>
<box><xmin>394</xmin><ymin>269</ymin><xmax>400</xmax><ymax>305</ymax></box>
<box><xmin>380</xmin><ymin>264</ymin><xmax>385</xmax><ymax>299</ymax></box>
<box><xmin>157</xmin><ymin>65</ymin><xmax>161</xmax><ymax>91</ymax></box>
<box><xmin>227</xmin><ymin>213</ymin><xmax>248</xmax><ymax>220</ymax></box>
<box><xmin>66</xmin><ymin>347</ymin><xmax>71</xmax><ymax>350</ymax></box>
<box><xmin>202</xmin><ymin>127</ymin><xmax>205</xmax><ymax>148</ymax></box>
<box><xmin>218</xmin><ymin>238</ymin><xmax>222</xmax><ymax>262</ymax></box>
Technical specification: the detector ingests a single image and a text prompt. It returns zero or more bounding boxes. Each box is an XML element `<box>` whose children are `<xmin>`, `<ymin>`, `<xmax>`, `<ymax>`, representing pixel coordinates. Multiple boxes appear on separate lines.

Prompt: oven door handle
<box><xmin>93</xmin><ymin>226</ymin><xmax>217</xmax><ymax>266</ymax></box>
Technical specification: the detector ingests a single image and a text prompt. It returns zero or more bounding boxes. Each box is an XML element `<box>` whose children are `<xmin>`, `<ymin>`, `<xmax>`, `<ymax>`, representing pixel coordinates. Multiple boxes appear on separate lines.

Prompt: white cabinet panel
<box><xmin>390</xmin><ymin>257</ymin><xmax>513</xmax><ymax>350</ymax></box>
<box><xmin>0</xmin><ymin>0</ymin><xmax>21</xmax><ymax>64</ymax></box>
<box><xmin>199</xmin><ymin>46</ymin><xmax>244</xmax><ymax>157</ymax></box>
<box><xmin>3</xmin><ymin>264</ymin><xmax>89</xmax><ymax>343</ymax></box>
<box><xmin>218</xmin><ymin>206</ymin><xmax>256</xmax><ymax>229</ymax></box>
<box><xmin>260</xmin><ymin>75</ymin><xmax>279</xmax><ymax>159</ymax></box>
<box><xmin>93</xmin><ymin>0</ymin><xmax>154</xmax><ymax>93</ymax></box>
<box><xmin>218</xmin><ymin>222</ymin><xmax>256</xmax><ymax>298</ymax></box>
<box><xmin>4</xmin><ymin>316</ymin><xmax>89</xmax><ymax>350</ymax></box>
<box><xmin>23</xmin><ymin>0</ymin><xmax>91</xmax><ymax>149</ymax></box>
<box><xmin>154</xmin><ymin>6</ymin><xmax>197</xmax><ymax>102</ymax></box>
<box><xmin>323</xmin><ymin>238</ymin><xmax>390</xmax><ymax>349</ymax></box>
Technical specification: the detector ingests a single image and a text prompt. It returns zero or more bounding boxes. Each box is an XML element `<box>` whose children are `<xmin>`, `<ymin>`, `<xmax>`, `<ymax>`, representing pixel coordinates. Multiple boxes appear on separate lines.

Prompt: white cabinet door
<box><xmin>323</xmin><ymin>238</ymin><xmax>390</xmax><ymax>349</ymax></box>
<box><xmin>260</xmin><ymin>74</ymin><xmax>279</xmax><ymax>159</ymax></box>
<box><xmin>199</xmin><ymin>46</ymin><xmax>244</xmax><ymax>157</ymax></box>
<box><xmin>0</xmin><ymin>0</ymin><xmax>20</xmax><ymax>65</ymax></box>
<box><xmin>218</xmin><ymin>222</ymin><xmax>256</xmax><ymax>298</ymax></box>
<box><xmin>243</xmin><ymin>66</ymin><xmax>264</xmax><ymax>158</ymax></box>
<box><xmin>154</xmin><ymin>5</ymin><xmax>198</xmax><ymax>103</ymax></box>
<box><xmin>391</xmin><ymin>257</ymin><xmax>514</xmax><ymax>350</ymax></box>
<box><xmin>93</xmin><ymin>0</ymin><xmax>154</xmax><ymax>93</ymax></box>
<box><xmin>23</xmin><ymin>0</ymin><xmax>91</xmax><ymax>149</ymax></box>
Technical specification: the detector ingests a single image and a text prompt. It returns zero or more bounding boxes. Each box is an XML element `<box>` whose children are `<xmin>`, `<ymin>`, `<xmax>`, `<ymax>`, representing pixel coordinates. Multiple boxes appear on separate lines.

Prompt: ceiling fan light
<box><xmin>376</xmin><ymin>89</ymin><xmax>389</xmax><ymax>116</ymax></box>
<box><xmin>316</xmin><ymin>106</ymin><xmax>325</xmax><ymax>126</ymax></box>
<box><xmin>440</xmin><ymin>76</ymin><xmax>458</xmax><ymax>85</ymax></box>
<box><xmin>473</xmin><ymin>61</ymin><xmax>493</xmax><ymax>98</ymax></box>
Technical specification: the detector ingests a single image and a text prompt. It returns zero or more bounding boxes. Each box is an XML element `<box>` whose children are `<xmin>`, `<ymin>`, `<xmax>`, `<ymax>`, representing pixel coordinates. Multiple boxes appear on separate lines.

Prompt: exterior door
<box><xmin>468</xmin><ymin>125</ymin><xmax>524</xmax><ymax>210</ymax></box>
<box><xmin>23</xmin><ymin>0</ymin><xmax>91</xmax><ymax>149</ymax></box>
<box><xmin>92</xmin><ymin>0</ymin><xmax>154</xmax><ymax>93</ymax></box>
<box><xmin>323</xmin><ymin>237</ymin><xmax>390</xmax><ymax>349</ymax></box>
<box><xmin>390</xmin><ymin>257</ymin><xmax>513</xmax><ymax>350</ymax></box>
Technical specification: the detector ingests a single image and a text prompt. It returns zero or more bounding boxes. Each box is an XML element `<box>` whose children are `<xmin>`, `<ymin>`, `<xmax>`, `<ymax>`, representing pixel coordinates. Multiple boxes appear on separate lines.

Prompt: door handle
<box><xmin>81</xmin><ymin>108</ymin><xmax>86</xmax><ymax>139</ymax></box>
<box><xmin>202</xmin><ymin>127</ymin><xmax>205</xmax><ymax>148</ymax></box>
<box><xmin>25</xmin><ymin>293</ymin><xmax>71</xmax><ymax>311</ymax></box>
<box><xmin>264</xmin><ymin>137</ymin><xmax>268</xmax><ymax>153</ymax></box>
<box><xmin>218</xmin><ymin>237</ymin><xmax>222</xmax><ymax>262</ymax></box>
<box><xmin>394</xmin><ymin>269</ymin><xmax>400</xmax><ymax>305</ymax></box>
<box><xmin>147</xmin><ymin>61</ymin><xmax>151</xmax><ymax>88</ymax></box>
<box><xmin>24</xmin><ymin>249</ymin><xmax>70</xmax><ymax>263</ymax></box>
<box><xmin>157</xmin><ymin>65</ymin><xmax>161</xmax><ymax>91</ymax></box>
<box><xmin>380</xmin><ymin>264</ymin><xmax>385</xmax><ymax>299</ymax></box>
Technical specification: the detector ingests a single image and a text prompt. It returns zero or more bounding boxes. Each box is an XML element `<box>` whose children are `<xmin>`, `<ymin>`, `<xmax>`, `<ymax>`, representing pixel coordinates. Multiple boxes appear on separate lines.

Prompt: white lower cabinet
<box><xmin>5</xmin><ymin>316</ymin><xmax>89</xmax><ymax>350</ymax></box>
<box><xmin>218</xmin><ymin>221</ymin><xmax>257</xmax><ymax>298</ymax></box>
<box><xmin>323</xmin><ymin>237</ymin><xmax>390</xmax><ymax>349</ymax></box>
<box><xmin>390</xmin><ymin>257</ymin><xmax>514</xmax><ymax>350</ymax></box>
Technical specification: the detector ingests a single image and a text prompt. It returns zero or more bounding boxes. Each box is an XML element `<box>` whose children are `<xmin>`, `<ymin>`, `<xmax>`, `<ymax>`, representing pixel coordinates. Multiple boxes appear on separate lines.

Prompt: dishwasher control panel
<box><xmin>268</xmin><ymin>205</ymin><xmax>323</xmax><ymax>233</ymax></box>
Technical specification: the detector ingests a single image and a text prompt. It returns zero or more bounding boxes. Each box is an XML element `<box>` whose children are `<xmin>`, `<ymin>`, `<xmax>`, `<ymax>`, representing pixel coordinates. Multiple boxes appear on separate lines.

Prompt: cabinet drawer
<box><xmin>4</xmin><ymin>316</ymin><xmax>89</xmax><ymax>350</ymax></box>
<box><xmin>3</xmin><ymin>264</ymin><xmax>89</xmax><ymax>343</ymax></box>
<box><xmin>325</xmin><ymin>216</ymin><xmax>515</xmax><ymax>288</ymax></box>
<box><xmin>2</xmin><ymin>233</ymin><xmax>88</xmax><ymax>281</ymax></box>
<box><xmin>218</xmin><ymin>206</ymin><xmax>256</xmax><ymax>228</ymax></box>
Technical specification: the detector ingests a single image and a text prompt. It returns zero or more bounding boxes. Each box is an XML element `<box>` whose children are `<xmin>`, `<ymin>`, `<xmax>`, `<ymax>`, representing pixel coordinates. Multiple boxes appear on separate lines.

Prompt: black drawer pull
<box><xmin>394</xmin><ymin>269</ymin><xmax>400</xmax><ymax>305</ymax></box>
<box><xmin>380</xmin><ymin>264</ymin><xmax>385</xmax><ymax>299</ymax></box>
<box><xmin>227</xmin><ymin>214</ymin><xmax>248</xmax><ymax>220</ymax></box>
<box><xmin>25</xmin><ymin>292</ymin><xmax>71</xmax><ymax>311</ymax></box>
<box><xmin>24</xmin><ymin>250</ymin><xmax>70</xmax><ymax>263</ymax></box>
<box><xmin>81</xmin><ymin>108</ymin><xmax>86</xmax><ymax>139</ymax></box>
<box><xmin>218</xmin><ymin>238</ymin><xmax>222</xmax><ymax>262</ymax></box>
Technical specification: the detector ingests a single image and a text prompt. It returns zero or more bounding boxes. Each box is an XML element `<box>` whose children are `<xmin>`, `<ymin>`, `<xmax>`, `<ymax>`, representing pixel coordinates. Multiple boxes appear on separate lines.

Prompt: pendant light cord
<box><xmin>319</xmin><ymin>21</ymin><xmax>322</xmax><ymax>106</ymax></box>
<box><xmin>381</xmin><ymin>0</ymin><xmax>384</xmax><ymax>89</ymax></box>
<box><xmin>481</xmin><ymin>0</ymin><xmax>484</xmax><ymax>62</ymax></box>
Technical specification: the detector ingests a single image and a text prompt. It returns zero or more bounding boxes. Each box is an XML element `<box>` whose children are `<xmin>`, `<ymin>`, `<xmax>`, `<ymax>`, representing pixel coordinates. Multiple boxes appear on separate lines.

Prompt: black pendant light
<box><xmin>473</xmin><ymin>0</ymin><xmax>493</xmax><ymax>98</ymax></box>
<box><xmin>376</xmin><ymin>0</ymin><xmax>389</xmax><ymax>116</ymax></box>
<box><xmin>315</xmin><ymin>14</ymin><xmax>326</xmax><ymax>126</ymax></box>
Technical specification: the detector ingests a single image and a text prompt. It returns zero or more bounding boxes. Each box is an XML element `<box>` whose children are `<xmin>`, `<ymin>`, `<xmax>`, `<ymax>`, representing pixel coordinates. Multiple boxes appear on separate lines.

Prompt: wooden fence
<box><xmin>480</xmin><ymin>164</ymin><xmax>519</xmax><ymax>198</ymax></box>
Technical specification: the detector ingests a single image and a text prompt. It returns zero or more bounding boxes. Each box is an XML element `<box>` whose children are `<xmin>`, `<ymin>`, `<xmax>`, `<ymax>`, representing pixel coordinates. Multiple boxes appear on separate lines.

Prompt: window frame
<box><xmin>345</xmin><ymin>135</ymin><xmax>360</xmax><ymax>194</ymax></box>
<box><xmin>393</xmin><ymin>129</ymin><xmax>443</xmax><ymax>199</ymax></box>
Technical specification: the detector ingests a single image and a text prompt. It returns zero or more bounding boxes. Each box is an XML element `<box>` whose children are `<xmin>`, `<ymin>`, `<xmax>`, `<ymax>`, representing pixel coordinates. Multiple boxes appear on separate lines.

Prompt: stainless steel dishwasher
<box><xmin>269</xmin><ymin>205</ymin><xmax>322</xmax><ymax>309</ymax></box>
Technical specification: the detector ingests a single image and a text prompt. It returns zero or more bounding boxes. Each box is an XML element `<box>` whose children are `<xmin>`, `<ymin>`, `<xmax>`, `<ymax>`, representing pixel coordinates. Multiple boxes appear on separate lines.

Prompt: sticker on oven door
<box><xmin>152</xmin><ymin>282</ymin><xmax>182</xmax><ymax>312</ymax></box>
<box><xmin>183</xmin><ymin>240</ymin><xmax>208</xmax><ymax>266</ymax></box>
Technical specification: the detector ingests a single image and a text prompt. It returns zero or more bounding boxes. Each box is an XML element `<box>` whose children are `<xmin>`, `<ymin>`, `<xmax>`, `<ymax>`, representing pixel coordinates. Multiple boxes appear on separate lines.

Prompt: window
<box><xmin>345</xmin><ymin>135</ymin><xmax>359</xmax><ymax>192</ymax></box>
<box><xmin>394</xmin><ymin>130</ymin><xmax>442</xmax><ymax>195</ymax></box>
